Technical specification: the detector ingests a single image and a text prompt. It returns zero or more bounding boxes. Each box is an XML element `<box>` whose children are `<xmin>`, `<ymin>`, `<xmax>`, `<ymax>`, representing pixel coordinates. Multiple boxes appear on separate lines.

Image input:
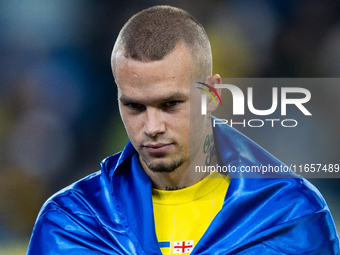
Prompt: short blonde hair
<box><xmin>111</xmin><ymin>5</ymin><xmax>212</xmax><ymax>78</ymax></box>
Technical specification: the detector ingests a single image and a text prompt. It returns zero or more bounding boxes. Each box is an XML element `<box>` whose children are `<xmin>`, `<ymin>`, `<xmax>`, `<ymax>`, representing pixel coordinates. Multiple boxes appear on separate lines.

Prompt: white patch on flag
<box><xmin>173</xmin><ymin>240</ymin><xmax>194</xmax><ymax>254</ymax></box>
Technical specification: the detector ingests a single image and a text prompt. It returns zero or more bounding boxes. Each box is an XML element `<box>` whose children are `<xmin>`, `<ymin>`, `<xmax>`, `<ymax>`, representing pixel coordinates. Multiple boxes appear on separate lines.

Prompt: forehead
<box><xmin>114</xmin><ymin>44</ymin><xmax>193</xmax><ymax>99</ymax></box>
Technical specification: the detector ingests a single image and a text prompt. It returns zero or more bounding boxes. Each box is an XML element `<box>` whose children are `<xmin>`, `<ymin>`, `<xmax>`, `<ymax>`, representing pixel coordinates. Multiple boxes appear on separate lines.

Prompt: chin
<box><xmin>142</xmin><ymin>156</ymin><xmax>185</xmax><ymax>173</ymax></box>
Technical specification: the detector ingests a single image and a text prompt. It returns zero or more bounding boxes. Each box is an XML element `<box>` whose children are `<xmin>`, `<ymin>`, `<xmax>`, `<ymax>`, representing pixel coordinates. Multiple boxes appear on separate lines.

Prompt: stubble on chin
<box><xmin>140</xmin><ymin>155</ymin><xmax>185</xmax><ymax>173</ymax></box>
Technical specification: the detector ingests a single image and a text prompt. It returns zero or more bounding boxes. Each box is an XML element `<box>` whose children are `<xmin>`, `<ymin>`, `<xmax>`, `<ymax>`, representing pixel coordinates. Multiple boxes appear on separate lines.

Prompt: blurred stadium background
<box><xmin>0</xmin><ymin>0</ymin><xmax>339</xmax><ymax>253</ymax></box>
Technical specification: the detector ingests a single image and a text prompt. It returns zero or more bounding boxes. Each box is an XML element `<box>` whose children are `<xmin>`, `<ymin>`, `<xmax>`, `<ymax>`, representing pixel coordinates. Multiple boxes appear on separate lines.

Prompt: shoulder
<box><xmin>205</xmin><ymin>176</ymin><xmax>340</xmax><ymax>254</ymax></box>
<box><xmin>33</xmin><ymin>150</ymin><xmax>125</xmax><ymax>230</ymax></box>
<box><xmin>232</xmin><ymin>175</ymin><xmax>330</xmax><ymax>218</ymax></box>
<box><xmin>27</xmin><ymin>172</ymin><xmax>104</xmax><ymax>253</ymax></box>
<box><xmin>260</xmin><ymin>177</ymin><xmax>339</xmax><ymax>253</ymax></box>
<box><xmin>31</xmin><ymin>171</ymin><xmax>104</xmax><ymax>238</ymax></box>
<box><xmin>41</xmin><ymin>171</ymin><xmax>102</xmax><ymax>215</ymax></box>
<box><xmin>27</xmin><ymin>153</ymin><xmax>135</xmax><ymax>254</ymax></box>
<box><xmin>32</xmin><ymin>150</ymin><xmax>124</xmax><ymax>224</ymax></box>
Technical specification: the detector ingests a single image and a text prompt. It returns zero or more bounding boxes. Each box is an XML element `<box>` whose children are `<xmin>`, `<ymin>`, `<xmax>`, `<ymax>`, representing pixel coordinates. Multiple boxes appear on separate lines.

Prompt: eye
<box><xmin>163</xmin><ymin>101</ymin><xmax>180</xmax><ymax>107</ymax></box>
<box><xmin>126</xmin><ymin>103</ymin><xmax>145</xmax><ymax>111</ymax></box>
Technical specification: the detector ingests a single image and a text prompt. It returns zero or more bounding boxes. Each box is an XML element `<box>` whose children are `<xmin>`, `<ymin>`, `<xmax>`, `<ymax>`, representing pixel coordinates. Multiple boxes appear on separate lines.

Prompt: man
<box><xmin>27</xmin><ymin>5</ymin><xmax>339</xmax><ymax>254</ymax></box>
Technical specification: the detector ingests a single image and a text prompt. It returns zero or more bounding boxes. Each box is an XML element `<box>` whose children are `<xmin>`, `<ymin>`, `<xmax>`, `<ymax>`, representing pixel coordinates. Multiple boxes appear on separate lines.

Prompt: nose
<box><xmin>143</xmin><ymin>107</ymin><xmax>166</xmax><ymax>138</ymax></box>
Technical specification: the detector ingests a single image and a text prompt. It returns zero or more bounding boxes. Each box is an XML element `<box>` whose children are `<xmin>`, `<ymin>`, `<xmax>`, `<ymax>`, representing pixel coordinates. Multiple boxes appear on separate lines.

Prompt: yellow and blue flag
<box><xmin>159</xmin><ymin>241</ymin><xmax>171</xmax><ymax>254</ymax></box>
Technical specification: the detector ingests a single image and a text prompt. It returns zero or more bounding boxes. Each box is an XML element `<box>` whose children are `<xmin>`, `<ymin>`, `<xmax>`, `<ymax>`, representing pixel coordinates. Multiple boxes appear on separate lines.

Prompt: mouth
<box><xmin>143</xmin><ymin>143</ymin><xmax>173</xmax><ymax>154</ymax></box>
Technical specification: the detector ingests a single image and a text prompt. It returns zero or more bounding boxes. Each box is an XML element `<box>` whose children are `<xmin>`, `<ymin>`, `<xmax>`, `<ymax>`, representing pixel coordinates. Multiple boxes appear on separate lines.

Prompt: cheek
<box><xmin>126</xmin><ymin>121</ymin><xmax>140</xmax><ymax>140</ymax></box>
<box><xmin>120</xmin><ymin>112</ymin><xmax>142</xmax><ymax>143</ymax></box>
<box><xmin>172</xmin><ymin>110</ymin><xmax>191</xmax><ymax>144</ymax></box>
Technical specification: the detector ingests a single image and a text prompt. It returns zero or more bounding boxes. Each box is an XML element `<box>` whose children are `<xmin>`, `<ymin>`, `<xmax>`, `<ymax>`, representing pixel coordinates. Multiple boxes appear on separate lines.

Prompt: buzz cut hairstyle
<box><xmin>111</xmin><ymin>5</ymin><xmax>212</xmax><ymax>78</ymax></box>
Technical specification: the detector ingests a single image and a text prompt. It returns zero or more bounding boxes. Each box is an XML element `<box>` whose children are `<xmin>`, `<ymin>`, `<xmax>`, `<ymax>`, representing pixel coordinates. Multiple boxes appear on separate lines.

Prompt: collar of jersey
<box><xmin>152</xmin><ymin>172</ymin><xmax>229</xmax><ymax>205</ymax></box>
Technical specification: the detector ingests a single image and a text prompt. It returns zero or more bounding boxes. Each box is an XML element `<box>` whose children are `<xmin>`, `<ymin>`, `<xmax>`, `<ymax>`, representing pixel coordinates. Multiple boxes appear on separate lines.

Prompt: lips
<box><xmin>143</xmin><ymin>143</ymin><xmax>173</xmax><ymax>154</ymax></box>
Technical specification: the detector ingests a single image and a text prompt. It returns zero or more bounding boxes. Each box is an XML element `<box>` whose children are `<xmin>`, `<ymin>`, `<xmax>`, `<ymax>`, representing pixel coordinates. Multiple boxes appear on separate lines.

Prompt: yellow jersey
<box><xmin>152</xmin><ymin>173</ymin><xmax>230</xmax><ymax>254</ymax></box>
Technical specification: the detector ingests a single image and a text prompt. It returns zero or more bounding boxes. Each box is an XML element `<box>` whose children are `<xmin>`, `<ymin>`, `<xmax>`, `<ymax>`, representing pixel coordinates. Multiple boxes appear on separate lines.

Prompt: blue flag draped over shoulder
<box><xmin>27</xmin><ymin>117</ymin><xmax>339</xmax><ymax>254</ymax></box>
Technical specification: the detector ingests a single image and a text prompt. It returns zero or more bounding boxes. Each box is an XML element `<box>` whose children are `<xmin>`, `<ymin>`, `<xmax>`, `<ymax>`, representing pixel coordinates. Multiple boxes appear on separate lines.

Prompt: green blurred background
<box><xmin>0</xmin><ymin>0</ymin><xmax>339</xmax><ymax>253</ymax></box>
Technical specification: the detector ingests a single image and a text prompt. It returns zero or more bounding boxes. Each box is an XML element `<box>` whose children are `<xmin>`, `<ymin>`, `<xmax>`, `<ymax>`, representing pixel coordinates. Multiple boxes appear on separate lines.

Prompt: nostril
<box><xmin>143</xmin><ymin>109</ymin><xmax>166</xmax><ymax>137</ymax></box>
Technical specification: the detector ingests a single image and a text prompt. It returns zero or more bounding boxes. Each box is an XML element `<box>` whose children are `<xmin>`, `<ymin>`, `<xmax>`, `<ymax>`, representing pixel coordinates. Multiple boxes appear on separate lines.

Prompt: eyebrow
<box><xmin>119</xmin><ymin>92</ymin><xmax>189</xmax><ymax>105</ymax></box>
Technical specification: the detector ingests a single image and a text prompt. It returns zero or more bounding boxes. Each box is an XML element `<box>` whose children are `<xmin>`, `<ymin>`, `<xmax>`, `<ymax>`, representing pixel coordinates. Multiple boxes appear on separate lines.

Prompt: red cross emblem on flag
<box><xmin>173</xmin><ymin>240</ymin><xmax>194</xmax><ymax>253</ymax></box>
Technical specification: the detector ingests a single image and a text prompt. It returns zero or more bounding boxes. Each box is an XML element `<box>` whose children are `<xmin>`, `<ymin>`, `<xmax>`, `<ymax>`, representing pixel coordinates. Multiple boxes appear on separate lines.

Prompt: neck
<box><xmin>140</xmin><ymin>117</ymin><xmax>217</xmax><ymax>190</ymax></box>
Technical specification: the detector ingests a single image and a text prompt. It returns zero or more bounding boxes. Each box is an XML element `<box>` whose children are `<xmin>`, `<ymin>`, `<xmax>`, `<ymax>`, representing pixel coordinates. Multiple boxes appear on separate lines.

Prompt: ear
<box><xmin>206</xmin><ymin>74</ymin><xmax>222</xmax><ymax>113</ymax></box>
